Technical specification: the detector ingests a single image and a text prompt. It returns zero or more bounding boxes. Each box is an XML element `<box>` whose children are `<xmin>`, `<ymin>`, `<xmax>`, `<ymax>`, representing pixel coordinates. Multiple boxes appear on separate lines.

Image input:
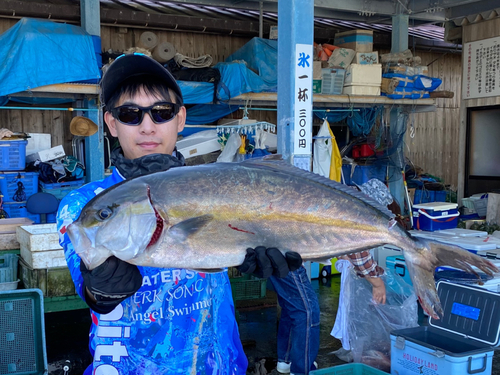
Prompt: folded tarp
<box><xmin>0</xmin><ymin>18</ymin><xmax>101</xmax><ymax>97</ymax></box>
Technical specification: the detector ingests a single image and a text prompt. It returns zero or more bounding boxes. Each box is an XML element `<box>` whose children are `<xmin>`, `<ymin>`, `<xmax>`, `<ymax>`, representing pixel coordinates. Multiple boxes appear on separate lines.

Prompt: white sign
<box><xmin>463</xmin><ymin>36</ymin><xmax>500</xmax><ymax>99</ymax></box>
<box><xmin>294</xmin><ymin>44</ymin><xmax>313</xmax><ymax>159</ymax></box>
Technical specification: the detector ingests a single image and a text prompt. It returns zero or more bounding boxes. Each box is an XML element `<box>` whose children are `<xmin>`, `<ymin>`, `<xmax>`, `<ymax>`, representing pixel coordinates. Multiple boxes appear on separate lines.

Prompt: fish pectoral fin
<box><xmin>191</xmin><ymin>268</ymin><xmax>225</xmax><ymax>274</ymax></box>
<box><xmin>168</xmin><ymin>214</ymin><xmax>214</xmax><ymax>242</ymax></box>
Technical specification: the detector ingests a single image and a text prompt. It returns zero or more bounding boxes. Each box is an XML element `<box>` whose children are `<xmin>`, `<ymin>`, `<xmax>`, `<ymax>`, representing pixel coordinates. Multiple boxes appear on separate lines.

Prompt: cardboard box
<box><xmin>25</xmin><ymin>145</ymin><xmax>65</xmax><ymax>163</ymax></box>
<box><xmin>353</xmin><ymin>51</ymin><xmax>379</xmax><ymax>64</ymax></box>
<box><xmin>334</xmin><ymin>30</ymin><xmax>373</xmax><ymax>52</ymax></box>
<box><xmin>327</xmin><ymin>48</ymin><xmax>355</xmax><ymax>69</ymax></box>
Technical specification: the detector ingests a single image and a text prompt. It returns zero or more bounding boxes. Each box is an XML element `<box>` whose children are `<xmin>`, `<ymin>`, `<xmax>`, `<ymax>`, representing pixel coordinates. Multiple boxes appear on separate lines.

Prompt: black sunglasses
<box><xmin>110</xmin><ymin>102</ymin><xmax>180</xmax><ymax>125</ymax></box>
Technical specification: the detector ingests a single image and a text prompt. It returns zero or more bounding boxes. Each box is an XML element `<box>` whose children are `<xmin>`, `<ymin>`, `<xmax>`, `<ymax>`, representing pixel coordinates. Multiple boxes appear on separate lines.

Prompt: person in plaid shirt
<box><xmin>345</xmin><ymin>251</ymin><xmax>386</xmax><ymax>304</ymax></box>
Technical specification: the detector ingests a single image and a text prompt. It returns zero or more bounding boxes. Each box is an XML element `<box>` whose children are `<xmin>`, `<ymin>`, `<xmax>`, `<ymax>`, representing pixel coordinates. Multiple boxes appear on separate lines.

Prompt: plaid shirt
<box><xmin>345</xmin><ymin>251</ymin><xmax>384</xmax><ymax>277</ymax></box>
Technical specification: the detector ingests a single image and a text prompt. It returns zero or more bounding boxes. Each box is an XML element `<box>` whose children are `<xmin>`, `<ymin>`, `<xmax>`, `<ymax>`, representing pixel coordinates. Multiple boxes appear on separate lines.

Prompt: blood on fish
<box><xmin>228</xmin><ymin>224</ymin><xmax>255</xmax><ymax>235</ymax></box>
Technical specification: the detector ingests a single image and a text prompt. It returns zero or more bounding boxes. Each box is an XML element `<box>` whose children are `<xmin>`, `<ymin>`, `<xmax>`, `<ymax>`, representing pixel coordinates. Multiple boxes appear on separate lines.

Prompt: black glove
<box><xmin>238</xmin><ymin>246</ymin><xmax>303</xmax><ymax>278</ymax></box>
<box><xmin>80</xmin><ymin>256</ymin><xmax>143</xmax><ymax>314</ymax></box>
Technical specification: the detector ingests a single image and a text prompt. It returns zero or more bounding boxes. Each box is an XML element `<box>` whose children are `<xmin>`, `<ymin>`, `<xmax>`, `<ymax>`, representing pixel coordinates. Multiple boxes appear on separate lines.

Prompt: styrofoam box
<box><xmin>176</xmin><ymin>130</ymin><xmax>221</xmax><ymax>159</ymax></box>
<box><xmin>25</xmin><ymin>144</ymin><xmax>65</xmax><ymax>163</ymax></box>
<box><xmin>16</xmin><ymin>224</ymin><xmax>65</xmax><ymax>269</ymax></box>
<box><xmin>342</xmin><ymin>85</ymin><xmax>381</xmax><ymax>96</ymax></box>
<box><xmin>344</xmin><ymin>63</ymin><xmax>382</xmax><ymax>86</ymax></box>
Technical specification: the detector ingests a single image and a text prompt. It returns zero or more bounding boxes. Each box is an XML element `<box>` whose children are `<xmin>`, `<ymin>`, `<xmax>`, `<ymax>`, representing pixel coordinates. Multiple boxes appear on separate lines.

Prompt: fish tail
<box><xmin>403</xmin><ymin>237</ymin><xmax>499</xmax><ymax>320</ymax></box>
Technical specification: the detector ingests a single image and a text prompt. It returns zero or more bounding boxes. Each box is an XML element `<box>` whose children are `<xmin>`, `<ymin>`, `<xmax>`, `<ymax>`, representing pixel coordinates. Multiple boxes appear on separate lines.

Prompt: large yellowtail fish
<box><xmin>67</xmin><ymin>160</ymin><xmax>498</xmax><ymax>319</ymax></box>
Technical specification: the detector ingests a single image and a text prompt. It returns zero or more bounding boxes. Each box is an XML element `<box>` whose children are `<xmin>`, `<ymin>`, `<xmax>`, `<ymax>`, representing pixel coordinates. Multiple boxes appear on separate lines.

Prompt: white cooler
<box><xmin>391</xmin><ymin>281</ymin><xmax>500</xmax><ymax>375</ymax></box>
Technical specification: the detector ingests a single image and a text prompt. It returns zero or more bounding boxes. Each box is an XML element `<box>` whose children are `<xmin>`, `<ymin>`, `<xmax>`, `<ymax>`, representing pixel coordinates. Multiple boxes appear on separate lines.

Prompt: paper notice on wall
<box><xmin>463</xmin><ymin>36</ymin><xmax>500</xmax><ymax>99</ymax></box>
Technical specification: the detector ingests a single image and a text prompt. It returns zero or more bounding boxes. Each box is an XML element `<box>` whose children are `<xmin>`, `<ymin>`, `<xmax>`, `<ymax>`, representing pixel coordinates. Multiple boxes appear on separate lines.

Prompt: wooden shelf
<box><xmin>230</xmin><ymin>92</ymin><xmax>436</xmax><ymax>108</ymax></box>
<box><xmin>9</xmin><ymin>83</ymin><xmax>99</xmax><ymax>99</ymax></box>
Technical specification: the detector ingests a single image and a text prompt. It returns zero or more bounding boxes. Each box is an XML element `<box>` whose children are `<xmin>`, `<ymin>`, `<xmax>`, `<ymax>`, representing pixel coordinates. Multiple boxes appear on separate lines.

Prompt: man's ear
<box><xmin>104</xmin><ymin>111</ymin><xmax>119</xmax><ymax>137</ymax></box>
<box><xmin>176</xmin><ymin>106</ymin><xmax>186</xmax><ymax>133</ymax></box>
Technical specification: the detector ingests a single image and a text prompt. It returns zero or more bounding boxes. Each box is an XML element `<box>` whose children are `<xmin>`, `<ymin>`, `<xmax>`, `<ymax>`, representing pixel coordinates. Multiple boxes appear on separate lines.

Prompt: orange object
<box><xmin>323</xmin><ymin>43</ymin><xmax>338</xmax><ymax>52</ymax></box>
<box><xmin>323</xmin><ymin>47</ymin><xmax>332</xmax><ymax>57</ymax></box>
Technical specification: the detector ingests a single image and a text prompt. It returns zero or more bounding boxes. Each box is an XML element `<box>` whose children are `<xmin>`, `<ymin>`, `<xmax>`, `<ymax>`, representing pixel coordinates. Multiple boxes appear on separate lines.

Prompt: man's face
<box><xmin>104</xmin><ymin>87</ymin><xmax>186</xmax><ymax>160</ymax></box>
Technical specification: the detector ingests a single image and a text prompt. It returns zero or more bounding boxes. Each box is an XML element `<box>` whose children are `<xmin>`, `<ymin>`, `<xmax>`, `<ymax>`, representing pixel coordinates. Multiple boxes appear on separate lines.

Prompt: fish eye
<box><xmin>97</xmin><ymin>208</ymin><xmax>113</xmax><ymax>220</ymax></box>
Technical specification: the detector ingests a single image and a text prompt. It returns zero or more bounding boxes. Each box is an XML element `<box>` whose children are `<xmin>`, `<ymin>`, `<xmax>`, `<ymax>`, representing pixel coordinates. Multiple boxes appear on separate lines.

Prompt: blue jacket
<box><xmin>57</xmin><ymin>169</ymin><xmax>248</xmax><ymax>374</ymax></box>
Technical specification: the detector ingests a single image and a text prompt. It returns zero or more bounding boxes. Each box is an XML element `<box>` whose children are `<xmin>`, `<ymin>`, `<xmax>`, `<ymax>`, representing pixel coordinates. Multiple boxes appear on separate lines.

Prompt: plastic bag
<box><xmin>216</xmin><ymin>132</ymin><xmax>241</xmax><ymax>163</ymax></box>
<box><xmin>345</xmin><ymin>268</ymin><xmax>418</xmax><ymax>372</ymax></box>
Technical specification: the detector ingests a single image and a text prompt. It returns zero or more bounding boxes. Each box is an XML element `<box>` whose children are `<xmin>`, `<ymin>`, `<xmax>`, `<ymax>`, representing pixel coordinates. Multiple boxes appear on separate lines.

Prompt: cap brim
<box><xmin>101</xmin><ymin>54</ymin><xmax>183</xmax><ymax>106</ymax></box>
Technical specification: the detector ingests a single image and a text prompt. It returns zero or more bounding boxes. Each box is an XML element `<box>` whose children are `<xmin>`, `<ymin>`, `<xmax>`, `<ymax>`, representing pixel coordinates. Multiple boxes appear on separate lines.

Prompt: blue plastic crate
<box><xmin>321</xmin><ymin>68</ymin><xmax>345</xmax><ymax>95</ymax></box>
<box><xmin>342</xmin><ymin>164</ymin><xmax>386</xmax><ymax>186</ymax></box>
<box><xmin>413</xmin><ymin>189</ymin><xmax>446</xmax><ymax>204</ymax></box>
<box><xmin>0</xmin><ymin>140</ymin><xmax>28</xmax><ymax>171</ymax></box>
<box><xmin>2</xmin><ymin>202</ymin><xmax>40</xmax><ymax>224</ymax></box>
<box><xmin>39</xmin><ymin>179</ymin><xmax>85</xmax><ymax>200</ymax></box>
<box><xmin>386</xmin><ymin>255</ymin><xmax>413</xmax><ymax>286</ymax></box>
<box><xmin>0</xmin><ymin>172</ymin><xmax>39</xmax><ymax>203</ymax></box>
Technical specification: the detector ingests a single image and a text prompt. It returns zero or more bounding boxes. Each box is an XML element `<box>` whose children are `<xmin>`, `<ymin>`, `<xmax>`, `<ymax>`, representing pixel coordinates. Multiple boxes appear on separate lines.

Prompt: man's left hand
<box><xmin>238</xmin><ymin>246</ymin><xmax>302</xmax><ymax>278</ymax></box>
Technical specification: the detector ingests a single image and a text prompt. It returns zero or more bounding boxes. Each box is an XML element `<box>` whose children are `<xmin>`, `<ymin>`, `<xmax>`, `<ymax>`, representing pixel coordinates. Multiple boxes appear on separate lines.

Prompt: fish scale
<box><xmin>67</xmin><ymin>160</ymin><xmax>498</xmax><ymax>319</ymax></box>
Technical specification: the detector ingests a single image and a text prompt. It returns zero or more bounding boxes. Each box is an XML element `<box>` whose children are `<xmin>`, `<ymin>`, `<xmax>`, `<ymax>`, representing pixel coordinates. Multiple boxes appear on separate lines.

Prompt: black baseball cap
<box><xmin>100</xmin><ymin>53</ymin><xmax>183</xmax><ymax>107</ymax></box>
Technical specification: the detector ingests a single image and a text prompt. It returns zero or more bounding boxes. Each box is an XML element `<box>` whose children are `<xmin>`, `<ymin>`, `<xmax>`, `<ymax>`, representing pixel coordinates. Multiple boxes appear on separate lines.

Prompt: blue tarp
<box><xmin>225</xmin><ymin>37</ymin><xmax>277</xmax><ymax>87</ymax></box>
<box><xmin>0</xmin><ymin>18</ymin><xmax>101</xmax><ymax>98</ymax></box>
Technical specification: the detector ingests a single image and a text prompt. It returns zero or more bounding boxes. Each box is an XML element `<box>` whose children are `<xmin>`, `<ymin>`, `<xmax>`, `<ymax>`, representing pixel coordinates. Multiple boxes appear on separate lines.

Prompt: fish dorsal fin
<box><xmin>168</xmin><ymin>214</ymin><xmax>214</xmax><ymax>242</ymax></box>
<box><xmin>240</xmin><ymin>159</ymin><xmax>395</xmax><ymax>219</ymax></box>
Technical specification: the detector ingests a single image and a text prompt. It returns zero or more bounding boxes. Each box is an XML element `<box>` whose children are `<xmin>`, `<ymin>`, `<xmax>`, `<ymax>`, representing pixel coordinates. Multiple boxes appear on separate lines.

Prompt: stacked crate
<box><xmin>16</xmin><ymin>223</ymin><xmax>75</xmax><ymax>297</ymax></box>
<box><xmin>0</xmin><ymin>139</ymin><xmax>40</xmax><ymax>223</ymax></box>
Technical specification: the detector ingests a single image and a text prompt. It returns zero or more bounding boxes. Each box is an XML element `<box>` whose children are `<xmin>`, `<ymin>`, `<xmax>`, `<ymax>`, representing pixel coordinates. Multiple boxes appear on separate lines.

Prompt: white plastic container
<box><xmin>176</xmin><ymin>130</ymin><xmax>221</xmax><ymax>159</ymax></box>
<box><xmin>16</xmin><ymin>224</ymin><xmax>65</xmax><ymax>269</ymax></box>
<box><xmin>342</xmin><ymin>85</ymin><xmax>381</xmax><ymax>96</ymax></box>
<box><xmin>344</xmin><ymin>63</ymin><xmax>382</xmax><ymax>86</ymax></box>
<box><xmin>391</xmin><ymin>281</ymin><xmax>500</xmax><ymax>375</ymax></box>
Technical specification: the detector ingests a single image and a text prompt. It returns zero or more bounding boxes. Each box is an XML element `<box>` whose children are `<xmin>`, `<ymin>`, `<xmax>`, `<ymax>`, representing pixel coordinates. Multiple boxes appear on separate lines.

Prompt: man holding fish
<box><xmin>59</xmin><ymin>52</ymin><xmax>498</xmax><ymax>375</ymax></box>
<box><xmin>57</xmin><ymin>53</ymin><xmax>303</xmax><ymax>374</ymax></box>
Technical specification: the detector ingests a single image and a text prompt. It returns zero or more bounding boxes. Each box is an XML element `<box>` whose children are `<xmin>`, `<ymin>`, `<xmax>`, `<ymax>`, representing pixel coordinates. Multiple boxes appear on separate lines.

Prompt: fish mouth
<box><xmin>146</xmin><ymin>185</ymin><xmax>164</xmax><ymax>248</ymax></box>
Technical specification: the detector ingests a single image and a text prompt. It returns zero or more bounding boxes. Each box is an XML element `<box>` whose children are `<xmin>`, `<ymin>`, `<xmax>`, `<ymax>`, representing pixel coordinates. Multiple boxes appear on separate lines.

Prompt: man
<box><xmin>57</xmin><ymin>53</ymin><xmax>301</xmax><ymax>374</ymax></box>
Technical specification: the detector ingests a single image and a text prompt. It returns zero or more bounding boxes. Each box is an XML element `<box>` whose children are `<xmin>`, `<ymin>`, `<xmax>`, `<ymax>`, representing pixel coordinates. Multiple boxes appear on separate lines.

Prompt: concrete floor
<box><xmin>44</xmin><ymin>275</ymin><xmax>500</xmax><ymax>374</ymax></box>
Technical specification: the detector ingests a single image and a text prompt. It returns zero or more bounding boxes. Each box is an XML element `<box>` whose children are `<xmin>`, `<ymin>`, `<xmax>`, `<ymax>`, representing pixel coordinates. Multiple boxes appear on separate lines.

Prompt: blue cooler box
<box><xmin>386</xmin><ymin>255</ymin><xmax>413</xmax><ymax>286</ymax></box>
<box><xmin>412</xmin><ymin>202</ymin><xmax>459</xmax><ymax>231</ymax></box>
<box><xmin>391</xmin><ymin>281</ymin><xmax>500</xmax><ymax>375</ymax></box>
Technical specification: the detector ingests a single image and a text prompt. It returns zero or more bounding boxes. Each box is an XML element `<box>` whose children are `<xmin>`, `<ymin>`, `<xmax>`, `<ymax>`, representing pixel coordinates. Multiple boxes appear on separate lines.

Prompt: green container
<box><xmin>230</xmin><ymin>275</ymin><xmax>267</xmax><ymax>301</ymax></box>
<box><xmin>310</xmin><ymin>363</ymin><xmax>389</xmax><ymax>375</ymax></box>
<box><xmin>19</xmin><ymin>257</ymin><xmax>76</xmax><ymax>297</ymax></box>
<box><xmin>0</xmin><ymin>288</ymin><xmax>47</xmax><ymax>375</ymax></box>
<box><xmin>313</xmin><ymin>79</ymin><xmax>322</xmax><ymax>94</ymax></box>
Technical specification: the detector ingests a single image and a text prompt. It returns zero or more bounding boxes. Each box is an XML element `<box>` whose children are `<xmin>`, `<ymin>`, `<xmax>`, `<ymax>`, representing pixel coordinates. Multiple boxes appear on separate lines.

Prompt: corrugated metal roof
<box><xmin>97</xmin><ymin>0</ymin><xmax>446</xmax><ymax>41</ymax></box>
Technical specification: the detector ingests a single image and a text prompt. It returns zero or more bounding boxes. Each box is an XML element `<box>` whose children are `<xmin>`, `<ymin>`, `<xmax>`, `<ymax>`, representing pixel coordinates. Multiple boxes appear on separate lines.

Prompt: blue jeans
<box><xmin>269</xmin><ymin>266</ymin><xmax>320</xmax><ymax>375</ymax></box>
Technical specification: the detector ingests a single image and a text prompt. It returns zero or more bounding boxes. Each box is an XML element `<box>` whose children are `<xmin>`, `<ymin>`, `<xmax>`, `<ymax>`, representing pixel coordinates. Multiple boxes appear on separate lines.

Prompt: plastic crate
<box><xmin>0</xmin><ymin>288</ymin><xmax>47</xmax><ymax>375</ymax></box>
<box><xmin>322</xmin><ymin>68</ymin><xmax>345</xmax><ymax>95</ymax></box>
<box><xmin>230</xmin><ymin>275</ymin><xmax>267</xmax><ymax>301</ymax></box>
<box><xmin>341</xmin><ymin>164</ymin><xmax>386</xmax><ymax>186</ymax></box>
<box><xmin>0</xmin><ymin>140</ymin><xmax>28</xmax><ymax>171</ymax></box>
<box><xmin>413</xmin><ymin>189</ymin><xmax>446</xmax><ymax>204</ymax></box>
<box><xmin>2</xmin><ymin>202</ymin><xmax>41</xmax><ymax>224</ymax></box>
<box><xmin>0</xmin><ymin>172</ymin><xmax>39</xmax><ymax>203</ymax></box>
<box><xmin>310</xmin><ymin>363</ymin><xmax>388</xmax><ymax>374</ymax></box>
<box><xmin>0</xmin><ymin>254</ymin><xmax>18</xmax><ymax>283</ymax></box>
<box><xmin>39</xmin><ymin>179</ymin><xmax>85</xmax><ymax>200</ymax></box>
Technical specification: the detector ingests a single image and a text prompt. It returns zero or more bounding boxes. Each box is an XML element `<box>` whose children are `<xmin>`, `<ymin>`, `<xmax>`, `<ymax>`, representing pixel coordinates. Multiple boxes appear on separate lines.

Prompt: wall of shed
<box><xmin>405</xmin><ymin>51</ymin><xmax>462</xmax><ymax>189</ymax></box>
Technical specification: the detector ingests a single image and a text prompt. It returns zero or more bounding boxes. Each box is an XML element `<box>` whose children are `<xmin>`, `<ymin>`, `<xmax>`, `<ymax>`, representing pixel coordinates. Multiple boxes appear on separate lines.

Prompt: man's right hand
<box><xmin>80</xmin><ymin>256</ymin><xmax>143</xmax><ymax>314</ymax></box>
